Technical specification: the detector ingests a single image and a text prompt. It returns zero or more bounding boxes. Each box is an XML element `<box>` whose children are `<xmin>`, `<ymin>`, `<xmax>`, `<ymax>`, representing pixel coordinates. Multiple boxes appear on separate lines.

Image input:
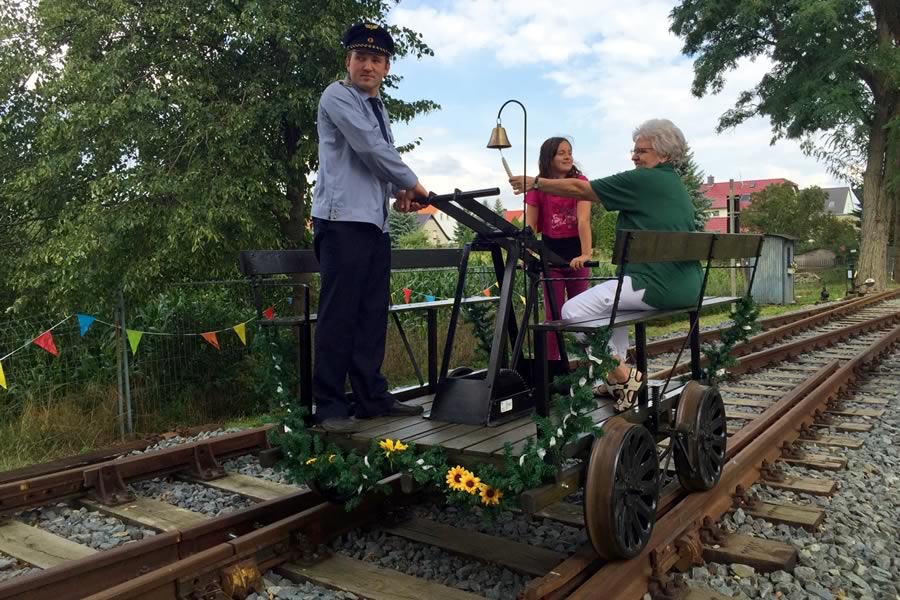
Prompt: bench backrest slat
<box><xmin>239</xmin><ymin>248</ymin><xmax>465</xmax><ymax>276</ymax></box>
<box><xmin>611</xmin><ymin>230</ymin><xmax>763</xmax><ymax>265</ymax></box>
<box><xmin>709</xmin><ymin>233</ymin><xmax>764</xmax><ymax>260</ymax></box>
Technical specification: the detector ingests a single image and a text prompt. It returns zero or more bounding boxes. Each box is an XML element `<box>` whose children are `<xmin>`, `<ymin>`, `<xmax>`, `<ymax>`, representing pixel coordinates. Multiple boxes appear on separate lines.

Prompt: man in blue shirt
<box><xmin>310</xmin><ymin>23</ymin><xmax>429</xmax><ymax>432</ymax></box>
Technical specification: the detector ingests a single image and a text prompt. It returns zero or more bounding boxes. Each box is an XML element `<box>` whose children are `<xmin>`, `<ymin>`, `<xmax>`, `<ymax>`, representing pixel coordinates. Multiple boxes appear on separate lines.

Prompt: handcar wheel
<box><xmin>584</xmin><ymin>419</ymin><xmax>660</xmax><ymax>560</ymax></box>
<box><xmin>673</xmin><ymin>380</ymin><xmax>727</xmax><ymax>492</ymax></box>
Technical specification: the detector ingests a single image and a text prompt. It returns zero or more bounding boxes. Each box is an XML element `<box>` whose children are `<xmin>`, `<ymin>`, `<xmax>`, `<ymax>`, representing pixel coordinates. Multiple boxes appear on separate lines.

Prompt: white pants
<box><xmin>561</xmin><ymin>276</ymin><xmax>654</xmax><ymax>358</ymax></box>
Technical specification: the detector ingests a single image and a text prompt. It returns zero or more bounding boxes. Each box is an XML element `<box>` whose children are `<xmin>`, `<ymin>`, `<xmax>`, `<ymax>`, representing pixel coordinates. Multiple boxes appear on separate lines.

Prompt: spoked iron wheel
<box><xmin>674</xmin><ymin>380</ymin><xmax>727</xmax><ymax>492</ymax></box>
<box><xmin>584</xmin><ymin>419</ymin><xmax>660</xmax><ymax>560</ymax></box>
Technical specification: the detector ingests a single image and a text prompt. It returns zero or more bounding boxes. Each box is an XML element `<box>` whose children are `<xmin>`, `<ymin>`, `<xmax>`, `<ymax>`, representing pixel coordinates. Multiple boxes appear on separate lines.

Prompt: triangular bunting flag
<box><xmin>425</xmin><ymin>295</ymin><xmax>435</xmax><ymax>302</ymax></box>
<box><xmin>262</xmin><ymin>306</ymin><xmax>275</xmax><ymax>320</ymax></box>
<box><xmin>233</xmin><ymin>323</ymin><xmax>247</xmax><ymax>345</ymax></box>
<box><xmin>76</xmin><ymin>314</ymin><xmax>96</xmax><ymax>337</ymax></box>
<box><xmin>520</xmin><ymin>295</ymin><xmax>527</xmax><ymax>304</ymax></box>
<box><xmin>126</xmin><ymin>330</ymin><xmax>143</xmax><ymax>355</ymax></box>
<box><xmin>403</xmin><ymin>288</ymin><xmax>412</xmax><ymax>304</ymax></box>
<box><xmin>201</xmin><ymin>332</ymin><xmax>220</xmax><ymax>350</ymax></box>
<box><xmin>0</xmin><ymin>361</ymin><xmax>6</xmax><ymax>390</ymax></box>
<box><xmin>33</xmin><ymin>330</ymin><xmax>59</xmax><ymax>356</ymax></box>
<box><xmin>482</xmin><ymin>288</ymin><xmax>492</xmax><ymax>297</ymax></box>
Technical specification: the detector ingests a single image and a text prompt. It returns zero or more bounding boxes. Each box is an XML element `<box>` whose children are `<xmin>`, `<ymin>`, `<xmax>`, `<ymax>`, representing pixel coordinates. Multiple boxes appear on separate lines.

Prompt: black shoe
<box><xmin>386</xmin><ymin>400</ymin><xmax>424</xmax><ymax>416</ymax></box>
<box><xmin>317</xmin><ymin>416</ymin><xmax>364</xmax><ymax>433</ymax></box>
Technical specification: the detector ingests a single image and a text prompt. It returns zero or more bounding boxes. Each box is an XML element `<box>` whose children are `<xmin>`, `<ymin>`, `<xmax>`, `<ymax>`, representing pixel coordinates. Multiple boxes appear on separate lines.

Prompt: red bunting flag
<box><xmin>262</xmin><ymin>306</ymin><xmax>275</xmax><ymax>320</ymax></box>
<box><xmin>403</xmin><ymin>288</ymin><xmax>412</xmax><ymax>304</ymax></box>
<box><xmin>201</xmin><ymin>332</ymin><xmax>220</xmax><ymax>350</ymax></box>
<box><xmin>32</xmin><ymin>330</ymin><xmax>59</xmax><ymax>356</ymax></box>
<box><xmin>482</xmin><ymin>288</ymin><xmax>492</xmax><ymax>297</ymax></box>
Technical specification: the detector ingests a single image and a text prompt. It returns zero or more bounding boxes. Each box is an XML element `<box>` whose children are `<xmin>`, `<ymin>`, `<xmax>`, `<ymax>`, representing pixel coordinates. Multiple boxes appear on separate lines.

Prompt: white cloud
<box><xmin>389</xmin><ymin>0</ymin><xmax>842</xmax><ymax>208</ymax></box>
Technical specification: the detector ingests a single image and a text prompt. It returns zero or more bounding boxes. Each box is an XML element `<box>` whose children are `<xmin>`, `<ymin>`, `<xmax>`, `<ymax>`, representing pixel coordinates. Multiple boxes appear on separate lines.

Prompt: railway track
<box><xmin>0</xmin><ymin>292</ymin><xmax>898</xmax><ymax>600</ymax></box>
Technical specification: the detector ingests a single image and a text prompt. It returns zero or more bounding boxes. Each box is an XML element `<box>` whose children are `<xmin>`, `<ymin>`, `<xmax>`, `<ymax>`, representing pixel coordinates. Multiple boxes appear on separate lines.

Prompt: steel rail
<box><xmin>0</xmin><ymin>427</ymin><xmax>272</xmax><ymax>515</ymax></box>
<box><xmin>527</xmin><ymin>320</ymin><xmax>900</xmax><ymax>600</ymax></box>
<box><xmin>648</xmin><ymin>289</ymin><xmax>900</xmax><ymax>381</ymax></box>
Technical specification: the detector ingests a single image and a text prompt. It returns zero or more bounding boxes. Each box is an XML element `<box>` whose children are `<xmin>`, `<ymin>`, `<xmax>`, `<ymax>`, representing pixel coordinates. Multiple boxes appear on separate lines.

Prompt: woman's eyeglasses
<box><xmin>631</xmin><ymin>147</ymin><xmax>654</xmax><ymax>155</ymax></box>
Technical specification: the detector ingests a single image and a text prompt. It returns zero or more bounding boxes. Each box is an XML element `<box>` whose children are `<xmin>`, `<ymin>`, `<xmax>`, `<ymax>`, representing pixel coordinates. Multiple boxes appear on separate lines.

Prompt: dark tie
<box><xmin>368</xmin><ymin>97</ymin><xmax>390</xmax><ymax>144</ymax></box>
<box><xmin>368</xmin><ymin>97</ymin><xmax>390</xmax><ymax>224</ymax></box>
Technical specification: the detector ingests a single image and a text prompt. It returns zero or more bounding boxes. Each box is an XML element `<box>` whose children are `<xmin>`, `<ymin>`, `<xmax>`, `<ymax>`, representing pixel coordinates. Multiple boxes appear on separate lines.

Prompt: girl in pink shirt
<box><xmin>525</xmin><ymin>137</ymin><xmax>592</xmax><ymax>360</ymax></box>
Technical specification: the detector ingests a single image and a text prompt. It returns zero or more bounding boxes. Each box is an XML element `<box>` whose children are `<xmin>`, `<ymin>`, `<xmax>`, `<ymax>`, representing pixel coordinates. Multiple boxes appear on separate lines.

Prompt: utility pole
<box><xmin>729</xmin><ymin>178</ymin><xmax>737</xmax><ymax>297</ymax></box>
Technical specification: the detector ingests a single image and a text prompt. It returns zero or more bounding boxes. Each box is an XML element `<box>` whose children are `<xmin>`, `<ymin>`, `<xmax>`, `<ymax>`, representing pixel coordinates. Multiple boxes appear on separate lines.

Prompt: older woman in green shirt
<box><xmin>510</xmin><ymin>118</ymin><xmax>702</xmax><ymax>412</ymax></box>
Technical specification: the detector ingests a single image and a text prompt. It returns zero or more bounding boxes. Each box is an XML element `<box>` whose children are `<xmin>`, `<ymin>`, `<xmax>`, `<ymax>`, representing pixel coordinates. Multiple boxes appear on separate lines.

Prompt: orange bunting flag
<box><xmin>201</xmin><ymin>332</ymin><xmax>220</xmax><ymax>350</ymax></box>
<box><xmin>126</xmin><ymin>330</ymin><xmax>143</xmax><ymax>355</ymax></box>
<box><xmin>32</xmin><ymin>330</ymin><xmax>59</xmax><ymax>356</ymax></box>
<box><xmin>403</xmin><ymin>288</ymin><xmax>412</xmax><ymax>304</ymax></box>
<box><xmin>233</xmin><ymin>323</ymin><xmax>247</xmax><ymax>345</ymax></box>
<box><xmin>482</xmin><ymin>288</ymin><xmax>492</xmax><ymax>297</ymax></box>
<box><xmin>0</xmin><ymin>361</ymin><xmax>6</xmax><ymax>390</ymax></box>
<box><xmin>262</xmin><ymin>306</ymin><xmax>275</xmax><ymax>320</ymax></box>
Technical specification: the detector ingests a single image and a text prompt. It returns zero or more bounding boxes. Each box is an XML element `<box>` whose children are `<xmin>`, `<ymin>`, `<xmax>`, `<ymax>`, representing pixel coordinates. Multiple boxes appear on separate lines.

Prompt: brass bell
<box><xmin>486</xmin><ymin>123</ymin><xmax>511</xmax><ymax>149</ymax></box>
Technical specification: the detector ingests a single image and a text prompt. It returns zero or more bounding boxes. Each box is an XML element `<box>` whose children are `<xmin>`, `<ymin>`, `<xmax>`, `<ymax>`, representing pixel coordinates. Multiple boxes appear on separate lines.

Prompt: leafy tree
<box><xmin>0</xmin><ymin>0</ymin><xmax>437</xmax><ymax>313</ymax></box>
<box><xmin>453</xmin><ymin>219</ymin><xmax>475</xmax><ymax>246</ymax></box>
<box><xmin>742</xmin><ymin>184</ymin><xmax>828</xmax><ymax>244</ymax></box>
<box><xmin>395</xmin><ymin>227</ymin><xmax>433</xmax><ymax>249</ymax></box>
<box><xmin>818</xmin><ymin>215</ymin><xmax>860</xmax><ymax>260</ymax></box>
<box><xmin>678</xmin><ymin>148</ymin><xmax>711</xmax><ymax>231</ymax></box>
<box><xmin>670</xmin><ymin>0</ymin><xmax>900</xmax><ymax>290</ymax></box>
<box><xmin>388</xmin><ymin>210</ymin><xmax>419</xmax><ymax>247</ymax></box>
<box><xmin>596</xmin><ymin>211</ymin><xmax>618</xmax><ymax>256</ymax></box>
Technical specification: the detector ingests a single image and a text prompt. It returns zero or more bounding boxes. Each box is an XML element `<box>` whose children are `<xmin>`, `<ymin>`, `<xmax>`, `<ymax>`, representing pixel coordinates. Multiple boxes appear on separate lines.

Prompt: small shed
<box><xmin>751</xmin><ymin>233</ymin><xmax>797</xmax><ymax>305</ymax></box>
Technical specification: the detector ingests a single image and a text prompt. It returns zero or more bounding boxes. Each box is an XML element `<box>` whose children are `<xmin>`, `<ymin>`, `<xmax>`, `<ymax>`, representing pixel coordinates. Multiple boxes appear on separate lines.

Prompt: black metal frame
<box><xmin>420</xmin><ymin>188</ymin><xmax>573</xmax><ymax>426</ymax></box>
<box><xmin>239</xmin><ymin>248</ymin><xmax>498</xmax><ymax>419</ymax></box>
<box><xmin>533</xmin><ymin>229</ymin><xmax>765</xmax><ymax>438</ymax></box>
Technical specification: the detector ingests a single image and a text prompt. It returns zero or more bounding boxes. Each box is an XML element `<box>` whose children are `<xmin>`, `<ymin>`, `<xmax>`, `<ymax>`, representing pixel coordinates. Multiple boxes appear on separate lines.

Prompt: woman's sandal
<box><xmin>610</xmin><ymin>367</ymin><xmax>646</xmax><ymax>412</ymax></box>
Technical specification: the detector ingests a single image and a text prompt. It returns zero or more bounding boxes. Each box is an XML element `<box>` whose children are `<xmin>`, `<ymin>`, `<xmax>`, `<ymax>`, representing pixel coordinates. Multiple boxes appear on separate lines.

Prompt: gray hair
<box><xmin>632</xmin><ymin>119</ymin><xmax>688</xmax><ymax>165</ymax></box>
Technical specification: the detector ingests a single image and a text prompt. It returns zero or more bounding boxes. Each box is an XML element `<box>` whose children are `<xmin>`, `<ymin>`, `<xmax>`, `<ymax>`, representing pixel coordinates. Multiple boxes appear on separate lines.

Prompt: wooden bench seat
<box><xmin>533</xmin><ymin>296</ymin><xmax>739</xmax><ymax>333</ymax></box>
<box><xmin>262</xmin><ymin>296</ymin><xmax>497</xmax><ymax>327</ymax></box>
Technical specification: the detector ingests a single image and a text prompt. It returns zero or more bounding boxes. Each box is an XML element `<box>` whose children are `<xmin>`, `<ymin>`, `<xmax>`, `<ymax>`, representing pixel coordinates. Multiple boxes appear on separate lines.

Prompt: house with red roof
<box><xmin>700</xmin><ymin>176</ymin><xmax>797</xmax><ymax>233</ymax></box>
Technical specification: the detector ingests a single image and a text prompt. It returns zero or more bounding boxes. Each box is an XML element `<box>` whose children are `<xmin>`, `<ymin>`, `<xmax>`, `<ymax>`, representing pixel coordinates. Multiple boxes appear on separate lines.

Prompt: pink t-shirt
<box><xmin>524</xmin><ymin>175</ymin><xmax>588</xmax><ymax>239</ymax></box>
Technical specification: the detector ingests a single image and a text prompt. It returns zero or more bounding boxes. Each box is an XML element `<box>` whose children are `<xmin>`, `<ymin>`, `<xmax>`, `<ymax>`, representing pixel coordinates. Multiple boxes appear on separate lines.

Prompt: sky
<box><xmin>384</xmin><ymin>0</ymin><xmax>844</xmax><ymax>209</ymax></box>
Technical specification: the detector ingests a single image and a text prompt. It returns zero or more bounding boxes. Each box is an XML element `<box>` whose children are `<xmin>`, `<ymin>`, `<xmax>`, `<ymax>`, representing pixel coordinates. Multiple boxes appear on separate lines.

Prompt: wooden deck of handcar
<box><xmin>317</xmin><ymin>393</ymin><xmax>620</xmax><ymax>465</ymax></box>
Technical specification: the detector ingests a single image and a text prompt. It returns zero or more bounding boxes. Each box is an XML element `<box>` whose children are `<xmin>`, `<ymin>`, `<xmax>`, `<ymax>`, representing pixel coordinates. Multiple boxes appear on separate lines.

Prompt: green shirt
<box><xmin>590</xmin><ymin>163</ymin><xmax>703</xmax><ymax>309</ymax></box>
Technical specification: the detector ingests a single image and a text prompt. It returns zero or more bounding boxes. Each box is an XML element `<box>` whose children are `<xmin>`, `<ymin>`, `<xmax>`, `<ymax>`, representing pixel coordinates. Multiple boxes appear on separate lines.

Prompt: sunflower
<box><xmin>479</xmin><ymin>484</ymin><xmax>503</xmax><ymax>506</ymax></box>
<box><xmin>446</xmin><ymin>465</ymin><xmax>469</xmax><ymax>491</ymax></box>
<box><xmin>379</xmin><ymin>438</ymin><xmax>409</xmax><ymax>458</ymax></box>
<box><xmin>461</xmin><ymin>471</ymin><xmax>482</xmax><ymax>495</ymax></box>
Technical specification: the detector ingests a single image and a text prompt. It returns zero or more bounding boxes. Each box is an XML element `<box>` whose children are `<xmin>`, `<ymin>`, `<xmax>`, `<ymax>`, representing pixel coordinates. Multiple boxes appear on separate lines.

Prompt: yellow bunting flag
<box><xmin>201</xmin><ymin>332</ymin><xmax>220</xmax><ymax>350</ymax></box>
<box><xmin>233</xmin><ymin>323</ymin><xmax>247</xmax><ymax>345</ymax></box>
<box><xmin>126</xmin><ymin>330</ymin><xmax>143</xmax><ymax>355</ymax></box>
<box><xmin>520</xmin><ymin>295</ymin><xmax>527</xmax><ymax>304</ymax></box>
<box><xmin>0</xmin><ymin>361</ymin><xmax>6</xmax><ymax>390</ymax></box>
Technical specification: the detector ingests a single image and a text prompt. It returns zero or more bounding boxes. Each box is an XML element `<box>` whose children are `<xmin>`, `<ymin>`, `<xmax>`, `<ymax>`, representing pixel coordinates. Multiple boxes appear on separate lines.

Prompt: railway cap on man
<box><xmin>342</xmin><ymin>22</ymin><xmax>395</xmax><ymax>56</ymax></box>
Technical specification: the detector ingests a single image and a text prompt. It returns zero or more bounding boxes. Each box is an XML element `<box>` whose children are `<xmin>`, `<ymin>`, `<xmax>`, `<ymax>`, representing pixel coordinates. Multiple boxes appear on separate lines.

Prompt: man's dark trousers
<box><xmin>312</xmin><ymin>218</ymin><xmax>394</xmax><ymax>421</ymax></box>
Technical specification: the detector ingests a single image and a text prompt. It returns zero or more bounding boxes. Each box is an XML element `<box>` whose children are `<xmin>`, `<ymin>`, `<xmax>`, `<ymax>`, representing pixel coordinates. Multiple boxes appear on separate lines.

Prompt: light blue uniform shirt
<box><xmin>311</xmin><ymin>80</ymin><xmax>419</xmax><ymax>232</ymax></box>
